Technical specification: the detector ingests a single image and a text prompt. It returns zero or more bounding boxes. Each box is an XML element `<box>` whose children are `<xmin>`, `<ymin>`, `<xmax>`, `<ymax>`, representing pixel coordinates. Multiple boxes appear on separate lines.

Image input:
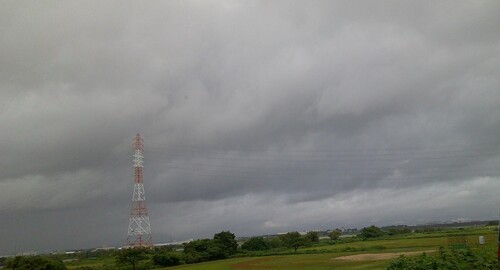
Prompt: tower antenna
<box><xmin>127</xmin><ymin>133</ymin><xmax>153</xmax><ymax>247</ymax></box>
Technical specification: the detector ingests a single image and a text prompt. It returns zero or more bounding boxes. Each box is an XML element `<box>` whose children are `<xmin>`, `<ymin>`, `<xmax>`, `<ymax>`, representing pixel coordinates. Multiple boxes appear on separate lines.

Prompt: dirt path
<box><xmin>334</xmin><ymin>250</ymin><xmax>435</xmax><ymax>261</ymax></box>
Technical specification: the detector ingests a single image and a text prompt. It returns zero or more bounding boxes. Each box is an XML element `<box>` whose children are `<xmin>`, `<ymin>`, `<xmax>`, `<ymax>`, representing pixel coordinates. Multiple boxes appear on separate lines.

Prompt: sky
<box><xmin>1</xmin><ymin>0</ymin><xmax>500</xmax><ymax>255</ymax></box>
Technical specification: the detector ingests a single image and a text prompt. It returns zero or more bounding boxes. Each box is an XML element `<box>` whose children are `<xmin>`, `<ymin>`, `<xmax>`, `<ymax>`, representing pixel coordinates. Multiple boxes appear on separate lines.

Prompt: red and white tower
<box><xmin>127</xmin><ymin>133</ymin><xmax>153</xmax><ymax>247</ymax></box>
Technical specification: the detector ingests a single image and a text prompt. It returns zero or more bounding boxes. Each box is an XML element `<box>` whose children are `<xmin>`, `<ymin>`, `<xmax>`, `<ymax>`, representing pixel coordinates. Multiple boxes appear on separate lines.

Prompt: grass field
<box><xmin>65</xmin><ymin>255</ymin><xmax>116</xmax><ymax>269</ymax></box>
<box><xmin>64</xmin><ymin>226</ymin><xmax>498</xmax><ymax>270</ymax></box>
<box><xmin>166</xmin><ymin>254</ymin><xmax>391</xmax><ymax>270</ymax></box>
<box><xmin>164</xmin><ymin>228</ymin><xmax>497</xmax><ymax>270</ymax></box>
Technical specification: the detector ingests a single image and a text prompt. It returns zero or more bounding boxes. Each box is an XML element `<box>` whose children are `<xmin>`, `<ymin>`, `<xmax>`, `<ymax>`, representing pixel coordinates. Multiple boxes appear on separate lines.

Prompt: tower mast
<box><xmin>127</xmin><ymin>133</ymin><xmax>153</xmax><ymax>247</ymax></box>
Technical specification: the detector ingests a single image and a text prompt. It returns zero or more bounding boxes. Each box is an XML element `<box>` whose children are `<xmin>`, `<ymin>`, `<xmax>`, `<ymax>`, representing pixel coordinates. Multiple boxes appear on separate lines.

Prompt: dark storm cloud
<box><xmin>1</xmin><ymin>0</ymin><xmax>500</xmax><ymax>254</ymax></box>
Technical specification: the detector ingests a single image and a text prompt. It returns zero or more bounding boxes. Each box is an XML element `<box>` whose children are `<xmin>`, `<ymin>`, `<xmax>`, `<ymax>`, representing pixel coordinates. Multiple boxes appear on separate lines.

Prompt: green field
<box><xmin>65</xmin><ymin>256</ymin><xmax>116</xmax><ymax>269</ymax></box>
<box><xmin>64</xmin><ymin>226</ymin><xmax>498</xmax><ymax>270</ymax></box>
<box><xmin>165</xmin><ymin>253</ymin><xmax>392</xmax><ymax>270</ymax></box>
<box><xmin>164</xmin><ymin>228</ymin><xmax>497</xmax><ymax>270</ymax></box>
<box><xmin>163</xmin><ymin>229</ymin><xmax>497</xmax><ymax>270</ymax></box>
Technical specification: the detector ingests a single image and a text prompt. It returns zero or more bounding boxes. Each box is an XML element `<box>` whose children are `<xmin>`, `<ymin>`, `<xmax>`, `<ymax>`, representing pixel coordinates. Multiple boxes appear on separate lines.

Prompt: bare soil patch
<box><xmin>334</xmin><ymin>250</ymin><xmax>435</xmax><ymax>261</ymax></box>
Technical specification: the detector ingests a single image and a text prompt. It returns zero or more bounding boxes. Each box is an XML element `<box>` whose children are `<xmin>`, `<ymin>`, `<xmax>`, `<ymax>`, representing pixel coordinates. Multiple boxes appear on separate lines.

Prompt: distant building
<box><xmin>16</xmin><ymin>251</ymin><xmax>37</xmax><ymax>256</ymax></box>
<box><xmin>92</xmin><ymin>247</ymin><xmax>116</xmax><ymax>252</ymax></box>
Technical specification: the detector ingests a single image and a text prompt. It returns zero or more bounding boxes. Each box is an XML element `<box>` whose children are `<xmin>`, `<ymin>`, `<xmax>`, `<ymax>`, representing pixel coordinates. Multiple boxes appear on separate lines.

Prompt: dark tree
<box><xmin>115</xmin><ymin>248</ymin><xmax>148</xmax><ymax>270</ymax></box>
<box><xmin>213</xmin><ymin>231</ymin><xmax>238</xmax><ymax>257</ymax></box>
<box><xmin>6</xmin><ymin>256</ymin><xmax>66</xmax><ymax>270</ymax></box>
<box><xmin>152</xmin><ymin>252</ymin><xmax>182</xmax><ymax>267</ymax></box>
<box><xmin>183</xmin><ymin>239</ymin><xmax>210</xmax><ymax>262</ymax></box>
<box><xmin>329</xmin><ymin>229</ymin><xmax>342</xmax><ymax>240</ymax></box>
<box><xmin>280</xmin><ymin>232</ymin><xmax>308</xmax><ymax>252</ymax></box>
<box><xmin>183</xmin><ymin>239</ymin><xmax>225</xmax><ymax>262</ymax></box>
<box><xmin>241</xmin><ymin>236</ymin><xmax>270</xmax><ymax>251</ymax></box>
<box><xmin>387</xmin><ymin>227</ymin><xmax>411</xmax><ymax>236</ymax></box>
<box><xmin>269</xmin><ymin>237</ymin><xmax>283</xmax><ymax>249</ymax></box>
<box><xmin>305</xmin><ymin>231</ymin><xmax>320</xmax><ymax>243</ymax></box>
<box><xmin>360</xmin><ymin>225</ymin><xmax>385</xmax><ymax>239</ymax></box>
<box><xmin>0</xmin><ymin>257</ymin><xmax>7</xmax><ymax>267</ymax></box>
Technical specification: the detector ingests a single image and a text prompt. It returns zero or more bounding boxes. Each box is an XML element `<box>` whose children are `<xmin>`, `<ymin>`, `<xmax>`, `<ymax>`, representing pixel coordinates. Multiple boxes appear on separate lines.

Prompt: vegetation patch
<box><xmin>387</xmin><ymin>246</ymin><xmax>497</xmax><ymax>270</ymax></box>
<box><xmin>334</xmin><ymin>250</ymin><xmax>435</xmax><ymax>261</ymax></box>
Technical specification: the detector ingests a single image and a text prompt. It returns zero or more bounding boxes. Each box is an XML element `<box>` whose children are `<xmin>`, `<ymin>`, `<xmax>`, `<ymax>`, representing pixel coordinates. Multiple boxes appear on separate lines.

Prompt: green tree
<box><xmin>360</xmin><ymin>225</ymin><xmax>385</xmax><ymax>239</ymax></box>
<box><xmin>269</xmin><ymin>237</ymin><xmax>283</xmax><ymax>249</ymax></box>
<box><xmin>387</xmin><ymin>227</ymin><xmax>411</xmax><ymax>236</ymax></box>
<box><xmin>280</xmin><ymin>232</ymin><xmax>308</xmax><ymax>252</ymax></box>
<box><xmin>115</xmin><ymin>248</ymin><xmax>148</xmax><ymax>270</ymax></box>
<box><xmin>6</xmin><ymin>256</ymin><xmax>66</xmax><ymax>270</ymax></box>
<box><xmin>183</xmin><ymin>239</ymin><xmax>225</xmax><ymax>262</ymax></box>
<box><xmin>0</xmin><ymin>257</ymin><xmax>7</xmax><ymax>267</ymax></box>
<box><xmin>241</xmin><ymin>237</ymin><xmax>270</xmax><ymax>251</ymax></box>
<box><xmin>329</xmin><ymin>229</ymin><xmax>342</xmax><ymax>240</ymax></box>
<box><xmin>152</xmin><ymin>252</ymin><xmax>182</xmax><ymax>267</ymax></box>
<box><xmin>213</xmin><ymin>231</ymin><xmax>238</xmax><ymax>257</ymax></box>
<box><xmin>305</xmin><ymin>231</ymin><xmax>319</xmax><ymax>243</ymax></box>
<box><xmin>487</xmin><ymin>220</ymin><xmax>498</xmax><ymax>226</ymax></box>
<box><xmin>183</xmin><ymin>239</ymin><xmax>210</xmax><ymax>262</ymax></box>
<box><xmin>153</xmin><ymin>246</ymin><xmax>174</xmax><ymax>252</ymax></box>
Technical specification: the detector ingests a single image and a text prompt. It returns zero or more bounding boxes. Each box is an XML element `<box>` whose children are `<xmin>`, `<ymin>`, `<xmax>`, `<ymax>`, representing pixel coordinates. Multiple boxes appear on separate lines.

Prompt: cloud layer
<box><xmin>1</xmin><ymin>0</ymin><xmax>500</xmax><ymax>254</ymax></box>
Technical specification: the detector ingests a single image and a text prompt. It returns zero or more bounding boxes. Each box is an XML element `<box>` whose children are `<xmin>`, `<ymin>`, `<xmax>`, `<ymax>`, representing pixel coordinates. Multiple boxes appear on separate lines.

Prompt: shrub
<box><xmin>360</xmin><ymin>225</ymin><xmax>385</xmax><ymax>239</ymax></box>
<box><xmin>6</xmin><ymin>256</ymin><xmax>67</xmax><ymax>270</ymax></box>
<box><xmin>387</xmin><ymin>246</ymin><xmax>497</xmax><ymax>270</ymax></box>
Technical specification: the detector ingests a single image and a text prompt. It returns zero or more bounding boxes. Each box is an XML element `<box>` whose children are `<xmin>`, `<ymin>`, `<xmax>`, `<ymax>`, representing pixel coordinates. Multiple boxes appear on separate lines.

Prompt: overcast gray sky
<box><xmin>1</xmin><ymin>0</ymin><xmax>500</xmax><ymax>255</ymax></box>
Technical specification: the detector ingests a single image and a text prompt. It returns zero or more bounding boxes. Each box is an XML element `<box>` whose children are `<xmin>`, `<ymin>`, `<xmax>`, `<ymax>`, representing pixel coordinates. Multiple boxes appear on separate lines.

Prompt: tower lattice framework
<box><xmin>127</xmin><ymin>133</ymin><xmax>153</xmax><ymax>247</ymax></box>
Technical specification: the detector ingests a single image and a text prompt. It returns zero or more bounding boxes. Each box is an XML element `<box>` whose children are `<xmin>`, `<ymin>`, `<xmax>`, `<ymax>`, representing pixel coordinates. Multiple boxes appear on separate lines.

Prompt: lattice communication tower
<box><xmin>127</xmin><ymin>133</ymin><xmax>153</xmax><ymax>247</ymax></box>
